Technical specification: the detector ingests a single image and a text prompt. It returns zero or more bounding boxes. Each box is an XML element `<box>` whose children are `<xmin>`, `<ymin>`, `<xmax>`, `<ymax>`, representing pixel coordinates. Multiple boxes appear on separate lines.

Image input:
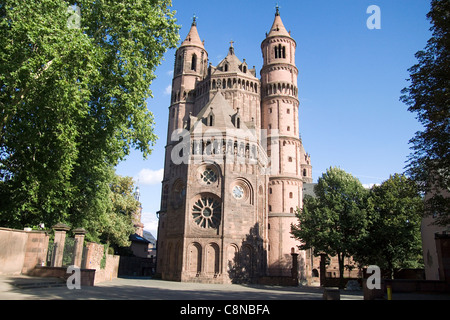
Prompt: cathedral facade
<box><xmin>156</xmin><ymin>8</ymin><xmax>312</xmax><ymax>284</ymax></box>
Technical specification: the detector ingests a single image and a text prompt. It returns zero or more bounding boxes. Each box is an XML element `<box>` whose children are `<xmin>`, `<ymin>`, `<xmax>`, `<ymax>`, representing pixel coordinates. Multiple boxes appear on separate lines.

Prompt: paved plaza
<box><xmin>0</xmin><ymin>276</ymin><xmax>363</xmax><ymax>300</ymax></box>
<box><xmin>1</xmin><ymin>275</ymin><xmax>449</xmax><ymax>301</ymax></box>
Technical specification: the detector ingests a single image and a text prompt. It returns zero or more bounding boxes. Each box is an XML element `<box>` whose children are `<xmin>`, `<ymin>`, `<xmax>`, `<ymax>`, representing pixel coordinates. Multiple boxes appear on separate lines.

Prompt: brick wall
<box><xmin>83</xmin><ymin>242</ymin><xmax>120</xmax><ymax>284</ymax></box>
<box><xmin>0</xmin><ymin>227</ymin><xmax>48</xmax><ymax>276</ymax></box>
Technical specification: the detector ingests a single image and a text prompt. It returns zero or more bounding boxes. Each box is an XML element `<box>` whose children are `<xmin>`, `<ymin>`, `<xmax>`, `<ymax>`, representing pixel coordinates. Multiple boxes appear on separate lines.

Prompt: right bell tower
<box><xmin>260</xmin><ymin>6</ymin><xmax>312</xmax><ymax>278</ymax></box>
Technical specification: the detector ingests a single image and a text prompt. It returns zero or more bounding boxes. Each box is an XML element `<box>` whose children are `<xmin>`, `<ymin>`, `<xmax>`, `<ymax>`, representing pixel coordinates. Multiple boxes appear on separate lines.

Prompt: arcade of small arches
<box><xmin>185</xmin><ymin>241</ymin><xmax>261</xmax><ymax>278</ymax></box>
<box><xmin>262</xmin><ymin>81</ymin><xmax>298</xmax><ymax>98</ymax></box>
<box><xmin>171</xmin><ymin>76</ymin><xmax>260</xmax><ymax>105</ymax></box>
<box><xmin>190</xmin><ymin>137</ymin><xmax>260</xmax><ymax>161</ymax></box>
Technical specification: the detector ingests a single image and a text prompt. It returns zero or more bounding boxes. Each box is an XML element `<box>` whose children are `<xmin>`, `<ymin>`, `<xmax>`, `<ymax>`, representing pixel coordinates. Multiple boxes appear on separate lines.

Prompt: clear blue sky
<box><xmin>116</xmin><ymin>0</ymin><xmax>433</xmax><ymax>237</ymax></box>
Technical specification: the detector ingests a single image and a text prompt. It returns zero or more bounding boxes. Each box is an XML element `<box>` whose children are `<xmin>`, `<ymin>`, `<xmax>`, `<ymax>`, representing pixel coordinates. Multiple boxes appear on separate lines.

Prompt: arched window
<box><xmin>274</xmin><ymin>44</ymin><xmax>286</xmax><ymax>59</ymax></box>
<box><xmin>176</xmin><ymin>54</ymin><xmax>183</xmax><ymax>74</ymax></box>
<box><xmin>191</xmin><ymin>54</ymin><xmax>197</xmax><ymax>71</ymax></box>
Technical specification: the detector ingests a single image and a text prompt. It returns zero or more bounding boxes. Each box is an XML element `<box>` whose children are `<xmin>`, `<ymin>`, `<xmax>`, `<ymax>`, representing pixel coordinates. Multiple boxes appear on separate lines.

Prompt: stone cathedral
<box><xmin>156</xmin><ymin>8</ymin><xmax>313</xmax><ymax>284</ymax></box>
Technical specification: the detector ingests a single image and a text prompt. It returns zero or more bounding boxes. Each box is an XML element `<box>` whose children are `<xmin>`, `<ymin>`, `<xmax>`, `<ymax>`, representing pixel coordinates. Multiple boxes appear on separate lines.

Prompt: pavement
<box><xmin>0</xmin><ymin>275</ymin><xmax>449</xmax><ymax>301</ymax></box>
<box><xmin>0</xmin><ymin>275</ymin><xmax>360</xmax><ymax>300</ymax></box>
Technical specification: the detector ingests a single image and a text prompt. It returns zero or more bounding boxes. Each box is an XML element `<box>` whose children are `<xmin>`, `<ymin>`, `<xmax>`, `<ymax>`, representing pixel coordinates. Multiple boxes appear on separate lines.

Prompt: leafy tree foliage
<box><xmin>96</xmin><ymin>171</ymin><xmax>140</xmax><ymax>248</ymax></box>
<box><xmin>0</xmin><ymin>1</ymin><xmax>179</xmax><ymax>233</ymax></box>
<box><xmin>291</xmin><ymin>167</ymin><xmax>369</xmax><ymax>287</ymax></box>
<box><xmin>354</xmin><ymin>174</ymin><xmax>424</xmax><ymax>279</ymax></box>
<box><xmin>400</xmin><ymin>0</ymin><xmax>450</xmax><ymax>226</ymax></box>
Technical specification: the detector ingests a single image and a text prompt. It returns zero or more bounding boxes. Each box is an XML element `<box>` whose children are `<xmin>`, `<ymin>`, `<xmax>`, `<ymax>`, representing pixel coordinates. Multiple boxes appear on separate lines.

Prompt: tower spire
<box><xmin>181</xmin><ymin>14</ymin><xmax>204</xmax><ymax>48</ymax></box>
<box><xmin>266</xmin><ymin>4</ymin><xmax>291</xmax><ymax>38</ymax></box>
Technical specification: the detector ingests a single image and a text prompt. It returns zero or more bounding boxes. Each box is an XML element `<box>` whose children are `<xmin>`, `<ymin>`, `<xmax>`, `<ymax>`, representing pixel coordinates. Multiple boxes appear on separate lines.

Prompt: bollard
<box><xmin>387</xmin><ymin>285</ymin><xmax>392</xmax><ymax>300</ymax></box>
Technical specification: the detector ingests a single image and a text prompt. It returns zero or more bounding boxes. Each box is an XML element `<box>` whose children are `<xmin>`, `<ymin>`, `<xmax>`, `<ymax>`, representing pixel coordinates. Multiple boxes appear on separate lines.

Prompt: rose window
<box><xmin>192</xmin><ymin>196</ymin><xmax>221</xmax><ymax>229</ymax></box>
<box><xmin>232</xmin><ymin>185</ymin><xmax>244</xmax><ymax>199</ymax></box>
<box><xmin>200</xmin><ymin>168</ymin><xmax>217</xmax><ymax>185</ymax></box>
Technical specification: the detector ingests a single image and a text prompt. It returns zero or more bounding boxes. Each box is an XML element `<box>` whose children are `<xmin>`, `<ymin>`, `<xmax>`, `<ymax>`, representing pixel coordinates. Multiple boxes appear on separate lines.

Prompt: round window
<box><xmin>199</xmin><ymin>168</ymin><xmax>217</xmax><ymax>185</ymax></box>
<box><xmin>232</xmin><ymin>185</ymin><xmax>244</xmax><ymax>199</ymax></box>
<box><xmin>192</xmin><ymin>195</ymin><xmax>221</xmax><ymax>229</ymax></box>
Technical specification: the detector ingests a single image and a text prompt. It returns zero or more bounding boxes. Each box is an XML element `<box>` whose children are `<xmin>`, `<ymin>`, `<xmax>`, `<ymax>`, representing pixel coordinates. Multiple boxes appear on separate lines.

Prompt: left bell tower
<box><xmin>163</xmin><ymin>17</ymin><xmax>208</xmax><ymax>182</ymax></box>
<box><xmin>157</xmin><ymin>18</ymin><xmax>208</xmax><ymax>281</ymax></box>
<box><xmin>168</xmin><ymin>17</ymin><xmax>208</xmax><ymax>135</ymax></box>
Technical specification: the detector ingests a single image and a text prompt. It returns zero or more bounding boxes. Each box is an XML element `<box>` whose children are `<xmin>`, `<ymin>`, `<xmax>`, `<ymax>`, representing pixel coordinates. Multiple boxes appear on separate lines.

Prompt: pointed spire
<box><xmin>180</xmin><ymin>15</ymin><xmax>204</xmax><ymax>48</ymax></box>
<box><xmin>267</xmin><ymin>5</ymin><xmax>291</xmax><ymax>38</ymax></box>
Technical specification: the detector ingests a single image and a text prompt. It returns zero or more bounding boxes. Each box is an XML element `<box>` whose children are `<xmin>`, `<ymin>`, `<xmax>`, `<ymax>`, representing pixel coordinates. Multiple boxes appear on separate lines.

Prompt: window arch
<box><xmin>274</xmin><ymin>44</ymin><xmax>286</xmax><ymax>59</ymax></box>
<box><xmin>191</xmin><ymin>54</ymin><xmax>197</xmax><ymax>71</ymax></box>
<box><xmin>176</xmin><ymin>54</ymin><xmax>183</xmax><ymax>74</ymax></box>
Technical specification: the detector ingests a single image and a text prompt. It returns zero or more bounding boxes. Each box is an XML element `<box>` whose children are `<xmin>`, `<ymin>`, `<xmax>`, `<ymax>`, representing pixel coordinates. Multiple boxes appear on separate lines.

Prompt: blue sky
<box><xmin>115</xmin><ymin>0</ymin><xmax>433</xmax><ymax>237</ymax></box>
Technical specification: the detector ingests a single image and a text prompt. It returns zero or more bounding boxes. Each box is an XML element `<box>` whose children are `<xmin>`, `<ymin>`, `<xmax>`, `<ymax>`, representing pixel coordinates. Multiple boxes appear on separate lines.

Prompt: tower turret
<box><xmin>163</xmin><ymin>18</ymin><xmax>209</xmax><ymax>182</ymax></box>
<box><xmin>260</xmin><ymin>7</ymin><xmax>310</xmax><ymax>279</ymax></box>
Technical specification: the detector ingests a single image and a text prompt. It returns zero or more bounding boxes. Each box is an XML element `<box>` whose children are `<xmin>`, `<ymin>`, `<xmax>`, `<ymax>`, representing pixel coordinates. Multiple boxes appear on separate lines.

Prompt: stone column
<box><xmin>73</xmin><ymin>228</ymin><xmax>87</xmax><ymax>268</ymax></box>
<box><xmin>51</xmin><ymin>223</ymin><xmax>70</xmax><ymax>267</ymax></box>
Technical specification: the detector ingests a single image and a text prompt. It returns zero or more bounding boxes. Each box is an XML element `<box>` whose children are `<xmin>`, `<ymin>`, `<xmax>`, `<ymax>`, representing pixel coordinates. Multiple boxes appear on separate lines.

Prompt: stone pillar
<box><xmin>51</xmin><ymin>223</ymin><xmax>70</xmax><ymax>267</ymax></box>
<box><xmin>73</xmin><ymin>228</ymin><xmax>87</xmax><ymax>268</ymax></box>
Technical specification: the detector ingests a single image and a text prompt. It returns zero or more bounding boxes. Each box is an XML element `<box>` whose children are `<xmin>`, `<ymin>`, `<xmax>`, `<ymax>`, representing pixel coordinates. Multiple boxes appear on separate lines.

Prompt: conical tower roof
<box><xmin>267</xmin><ymin>6</ymin><xmax>291</xmax><ymax>38</ymax></box>
<box><xmin>180</xmin><ymin>17</ymin><xmax>204</xmax><ymax>49</ymax></box>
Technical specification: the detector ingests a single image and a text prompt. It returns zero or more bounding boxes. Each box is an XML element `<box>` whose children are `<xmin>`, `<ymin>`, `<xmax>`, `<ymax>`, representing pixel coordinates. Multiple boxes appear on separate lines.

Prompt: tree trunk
<box><xmin>337</xmin><ymin>252</ymin><xmax>345</xmax><ymax>289</ymax></box>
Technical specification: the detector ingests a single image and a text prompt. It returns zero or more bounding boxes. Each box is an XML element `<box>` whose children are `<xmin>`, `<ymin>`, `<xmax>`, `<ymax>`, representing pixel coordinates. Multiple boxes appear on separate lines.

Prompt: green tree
<box><xmin>95</xmin><ymin>171</ymin><xmax>140</xmax><ymax>248</ymax></box>
<box><xmin>0</xmin><ymin>1</ymin><xmax>179</xmax><ymax>230</ymax></box>
<box><xmin>291</xmin><ymin>167</ymin><xmax>369</xmax><ymax>288</ymax></box>
<box><xmin>354</xmin><ymin>174</ymin><xmax>424</xmax><ymax>279</ymax></box>
<box><xmin>400</xmin><ymin>0</ymin><xmax>450</xmax><ymax>226</ymax></box>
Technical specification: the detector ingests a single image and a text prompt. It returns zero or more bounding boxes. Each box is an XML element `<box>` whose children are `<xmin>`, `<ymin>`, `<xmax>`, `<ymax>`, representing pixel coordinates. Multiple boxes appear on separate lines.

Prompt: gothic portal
<box><xmin>156</xmin><ymin>8</ymin><xmax>312</xmax><ymax>283</ymax></box>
